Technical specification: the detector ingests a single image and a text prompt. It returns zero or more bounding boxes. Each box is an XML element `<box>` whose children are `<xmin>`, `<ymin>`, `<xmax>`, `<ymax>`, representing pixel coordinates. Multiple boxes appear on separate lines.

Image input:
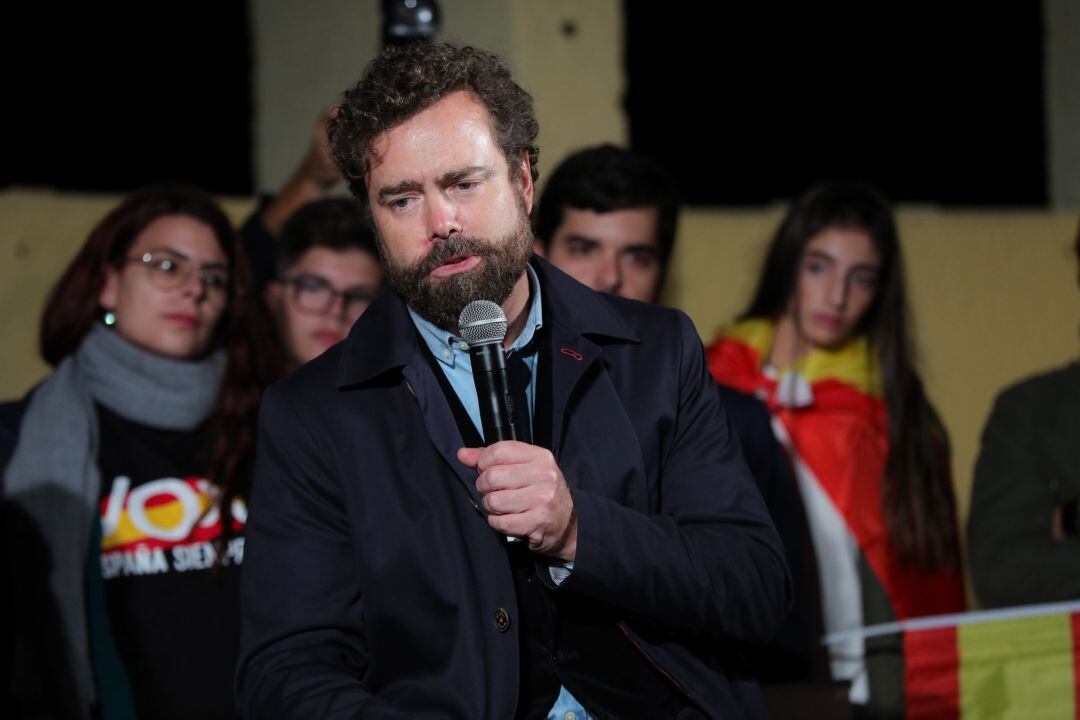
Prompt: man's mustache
<box><xmin>411</xmin><ymin>236</ymin><xmax>491</xmax><ymax>278</ymax></box>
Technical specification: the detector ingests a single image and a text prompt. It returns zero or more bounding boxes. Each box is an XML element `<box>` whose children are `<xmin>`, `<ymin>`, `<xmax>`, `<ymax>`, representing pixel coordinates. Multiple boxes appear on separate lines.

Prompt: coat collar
<box><xmin>336</xmin><ymin>254</ymin><xmax>638</xmax><ymax>388</ymax></box>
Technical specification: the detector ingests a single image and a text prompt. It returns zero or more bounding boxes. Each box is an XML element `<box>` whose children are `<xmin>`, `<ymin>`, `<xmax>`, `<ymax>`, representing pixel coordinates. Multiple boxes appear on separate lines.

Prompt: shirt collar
<box><xmin>408</xmin><ymin>264</ymin><xmax>544</xmax><ymax>369</ymax></box>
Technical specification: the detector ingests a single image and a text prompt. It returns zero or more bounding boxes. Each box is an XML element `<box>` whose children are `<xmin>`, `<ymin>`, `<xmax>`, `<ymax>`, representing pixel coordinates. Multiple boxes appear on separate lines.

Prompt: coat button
<box><xmin>494</xmin><ymin>607</ymin><xmax>511</xmax><ymax>633</ymax></box>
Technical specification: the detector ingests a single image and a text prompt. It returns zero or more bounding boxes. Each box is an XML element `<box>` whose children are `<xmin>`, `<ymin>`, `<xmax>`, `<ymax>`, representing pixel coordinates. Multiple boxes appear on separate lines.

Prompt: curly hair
<box><xmin>329</xmin><ymin>42</ymin><xmax>539</xmax><ymax>201</ymax></box>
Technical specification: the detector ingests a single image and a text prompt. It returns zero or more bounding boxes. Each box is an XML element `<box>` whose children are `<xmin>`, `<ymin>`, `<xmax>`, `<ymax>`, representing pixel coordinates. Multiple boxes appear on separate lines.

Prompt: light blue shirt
<box><xmin>406</xmin><ymin>265</ymin><xmax>591</xmax><ymax>720</ymax></box>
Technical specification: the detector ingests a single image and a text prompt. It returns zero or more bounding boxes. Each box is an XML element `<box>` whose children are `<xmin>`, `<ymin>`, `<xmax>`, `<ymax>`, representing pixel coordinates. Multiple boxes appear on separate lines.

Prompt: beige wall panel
<box><xmin>510</xmin><ymin>0</ymin><xmax>627</xmax><ymax>186</ymax></box>
<box><xmin>252</xmin><ymin>0</ymin><xmax>380</xmax><ymax>191</ymax></box>
<box><xmin>1047</xmin><ymin>0</ymin><xmax>1080</xmax><ymax>209</ymax></box>
<box><xmin>439</xmin><ymin>0</ymin><xmax>515</xmax><ymax>68</ymax></box>
<box><xmin>251</xmin><ymin>1</ymin><xmax>625</xmax><ymax>195</ymax></box>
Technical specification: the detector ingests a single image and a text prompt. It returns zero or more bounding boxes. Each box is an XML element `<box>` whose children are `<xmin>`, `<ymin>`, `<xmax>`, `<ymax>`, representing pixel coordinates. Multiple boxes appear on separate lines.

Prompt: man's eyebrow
<box><xmin>563</xmin><ymin>234</ymin><xmax>600</xmax><ymax>247</ymax></box>
<box><xmin>621</xmin><ymin>244</ymin><xmax>659</xmax><ymax>255</ymax></box>
<box><xmin>439</xmin><ymin>165</ymin><xmax>495</xmax><ymax>185</ymax></box>
<box><xmin>376</xmin><ymin>180</ymin><xmax>423</xmax><ymax>203</ymax></box>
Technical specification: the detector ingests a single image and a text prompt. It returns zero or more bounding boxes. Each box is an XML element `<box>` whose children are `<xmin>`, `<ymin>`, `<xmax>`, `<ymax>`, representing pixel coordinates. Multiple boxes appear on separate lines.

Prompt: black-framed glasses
<box><xmin>281</xmin><ymin>274</ymin><xmax>375</xmax><ymax>318</ymax></box>
<box><xmin>127</xmin><ymin>248</ymin><xmax>230</xmax><ymax>296</ymax></box>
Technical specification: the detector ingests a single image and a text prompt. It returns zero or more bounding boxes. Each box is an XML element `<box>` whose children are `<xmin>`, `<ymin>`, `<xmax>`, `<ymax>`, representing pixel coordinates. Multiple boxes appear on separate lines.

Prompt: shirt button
<box><xmin>564</xmin><ymin>713</ymin><xmax>576</xmax><ymax>720</ymax></box>
<box><xmin>494</xmin><ymin>607</ymin><xmax>511</xmax><ymax>633</ymax></box>
<box><xmin>458</xmin><ymin>341</ymin><xmax>468</xmax><ymax>350</ymax></box>
<box><xmin>442</xmin><ymin>348</ymin><xmax>451</xmax><ymax>358</ymax></box>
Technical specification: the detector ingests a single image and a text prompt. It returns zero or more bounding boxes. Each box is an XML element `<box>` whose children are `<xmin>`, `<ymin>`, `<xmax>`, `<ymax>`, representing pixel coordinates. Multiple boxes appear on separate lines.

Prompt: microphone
<box><xmin>459</xmin><ymin>300</ymin><xmax>521</xmax><ymax>543</ymax></box>
<box><xmin>458</xmin><ymin>300</ymin><xmax>519</xmax><ymax>443</ymax></box>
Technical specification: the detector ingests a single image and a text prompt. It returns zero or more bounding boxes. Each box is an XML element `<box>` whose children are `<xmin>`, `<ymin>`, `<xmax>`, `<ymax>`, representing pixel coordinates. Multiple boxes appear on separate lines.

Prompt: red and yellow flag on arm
<box><xmin>828</xmin><ymin>601</ymin><xmax>1080</xmax><ymax>719</ymax></box>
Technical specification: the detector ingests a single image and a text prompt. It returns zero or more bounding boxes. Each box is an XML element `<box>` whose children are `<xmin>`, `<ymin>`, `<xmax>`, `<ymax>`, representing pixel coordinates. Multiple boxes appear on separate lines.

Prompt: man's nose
<box><xmin>324</xmin><ymin>291</ymin><xmax>348</xmax><ymax>320</ymax></box>
<box><xmin>596</xmin><ymin>252</ymin><xmax>622</xmax><ymax>294</ymax></box>
<box><xmin>427</xmin><ymin>194</ymin><xmax>462</xmax><ymax>239</ymax></box>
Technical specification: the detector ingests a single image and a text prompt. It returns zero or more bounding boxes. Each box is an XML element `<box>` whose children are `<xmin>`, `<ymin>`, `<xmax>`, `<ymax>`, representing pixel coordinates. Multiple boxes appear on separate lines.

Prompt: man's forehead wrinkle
<box><xmin>365</xmin><ymin>91</ymin><xmax>512</xmax><ymax>192</ymax></box>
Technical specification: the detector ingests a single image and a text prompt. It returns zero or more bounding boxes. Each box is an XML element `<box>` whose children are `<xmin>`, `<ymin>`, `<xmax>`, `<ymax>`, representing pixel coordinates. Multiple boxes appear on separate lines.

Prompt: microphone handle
<box><xmin>468</xmin><ymin>342</ymin><xmax>521</xmax><ymax>543</ymax></box>
<box><xmin>469</xmin><ymin>343</ymin><xmax>518</xmax><ymax>443</ymax></box>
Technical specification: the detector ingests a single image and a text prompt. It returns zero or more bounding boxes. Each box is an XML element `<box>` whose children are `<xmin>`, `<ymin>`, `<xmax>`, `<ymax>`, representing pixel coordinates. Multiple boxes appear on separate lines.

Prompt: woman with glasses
<box><xmin>262</xmin><ymin>198</ymin><xmax>383</xmax><ymax>368</ymax></box>
<box><xmin>1</xmin><ymin>184</ymin><xmax>276</xmax><ymax>719</ymax></box>
<box><xmin>706</xmin><ymin>182</ymin><xmax>965</xmax><ymax>716</ymax></box>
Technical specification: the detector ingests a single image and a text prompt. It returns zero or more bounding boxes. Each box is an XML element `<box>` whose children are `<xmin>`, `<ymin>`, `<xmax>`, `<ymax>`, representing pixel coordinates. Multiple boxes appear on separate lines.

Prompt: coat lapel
<box><xmin>338</xmin><ymin>288</ymin><xmax>485</xmax><ymax>515</ymax></box>
<box><xmin>532</xmin><ymin>257</ymin><xmax>640</xmax><ymax>460</ymax></box>
<box><xmin>546</xmin><ymin>322</ymin><xmax>602</xmax><ymax>459</ymax></box>
<box><xmin>401</xmin><ymin>358</ymin><xmax>486</xmax><ymax>515</ymax></box>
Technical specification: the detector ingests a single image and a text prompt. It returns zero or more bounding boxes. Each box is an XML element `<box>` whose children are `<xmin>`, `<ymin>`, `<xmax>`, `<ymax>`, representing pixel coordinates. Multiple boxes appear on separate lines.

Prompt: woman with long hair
<box><xmin>706</xmin><ymin>181</ymin><xmax>964</xmax><ymax>715</ymax></box>
<box><xmin>1</xmin><ymin>185</ymin><xmax>278</xmax><ymax>719</ymax></box>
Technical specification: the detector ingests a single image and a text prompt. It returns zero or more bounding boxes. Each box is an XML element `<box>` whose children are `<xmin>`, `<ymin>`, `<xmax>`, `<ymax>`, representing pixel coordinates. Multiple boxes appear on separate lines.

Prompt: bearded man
<box><xmin>237</xmin><ymin>42</ymin><xmax>790</xmax><ymax>720</ymax></box>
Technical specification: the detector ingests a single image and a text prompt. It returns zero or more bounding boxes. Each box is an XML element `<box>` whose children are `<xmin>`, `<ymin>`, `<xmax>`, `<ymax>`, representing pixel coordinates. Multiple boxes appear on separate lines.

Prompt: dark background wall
<box><xmin>5</xmin><ymin>5</ymin><xmax>253</xmax><ymax>195</ymax></box>
<box><xmin>625</xmin><ymin>3</ymin><xmax>1046</xmax><ymax>206</ymax></box>
<box><xmin>0</xmin><ymin>3</ymin><xmax>1062</xmax><ymax>208</ymax></box>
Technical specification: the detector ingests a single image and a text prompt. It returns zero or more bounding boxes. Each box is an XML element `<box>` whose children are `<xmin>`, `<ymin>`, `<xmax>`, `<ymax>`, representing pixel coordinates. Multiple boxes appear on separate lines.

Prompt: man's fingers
<box><xmin>475</xmin><ymin>465</ymin><xmax>530</xmax><ymax>494</ymax></box>
<box><xmin>486</xmin><ymin>507</ymin><xmax>541</xmax><ymax>538</ymax></box>
<box><xmin>476</xmin><ymin>462</ymin><xmax>562</xmax><ymax>494</ymax></box>
<box><xmin>474</xmin><ymin>440</ymin><xmax>548</xmax><ymax>473</ymax></box>
<box><xmin>481</xmin><ymin>486</ymin><xmax>546</xmax><ymax>515</ymax></box>
<box><xmin>457</xmin><ymin>446</ymin><xmax>483</xmax><ymax>468</ymax></box>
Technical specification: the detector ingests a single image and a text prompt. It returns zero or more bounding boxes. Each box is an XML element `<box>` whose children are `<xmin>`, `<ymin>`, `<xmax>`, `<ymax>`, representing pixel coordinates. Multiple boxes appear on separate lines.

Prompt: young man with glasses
<box><xmin>262</xmin><ymin>198</ymin><xmax>383</xmax><ymax>367</ymax></box>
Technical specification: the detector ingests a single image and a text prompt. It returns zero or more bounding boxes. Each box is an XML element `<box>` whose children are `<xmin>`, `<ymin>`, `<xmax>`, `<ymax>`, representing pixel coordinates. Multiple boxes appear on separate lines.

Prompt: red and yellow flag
<box><xmin>832</xmin><ymin>601</ymin><xmax>1080</xmax><ymax>719</ymax></box>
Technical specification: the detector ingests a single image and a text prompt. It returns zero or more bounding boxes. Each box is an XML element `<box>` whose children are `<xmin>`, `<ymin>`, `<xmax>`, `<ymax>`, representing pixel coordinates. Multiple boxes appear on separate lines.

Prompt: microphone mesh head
<box><xmin>458</xmin><ymin>300</ymin><xmax>507</xmax><ymax>346</ymax></box>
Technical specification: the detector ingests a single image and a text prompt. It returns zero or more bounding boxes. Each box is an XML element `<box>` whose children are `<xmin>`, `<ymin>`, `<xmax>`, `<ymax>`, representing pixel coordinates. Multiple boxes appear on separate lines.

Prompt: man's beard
<box><xmin>378</xmin><ymin>217</ymin><xmax>534</xmax><ymax>334</ymax></box>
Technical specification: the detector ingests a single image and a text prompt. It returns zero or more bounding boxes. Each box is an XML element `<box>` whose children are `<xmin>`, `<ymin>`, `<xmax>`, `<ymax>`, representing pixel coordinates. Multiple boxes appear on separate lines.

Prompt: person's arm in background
<box><xmin>717</xmin><ymin>385</ymin><xmax>824</xmax><ymax>681</ymax></box>
<box><xmin>240</xmin><ymin>107</ymin><xmax>341</xmax><ymax>293</ymax></box>
<box><xmin>968</xmin><ymin>374</ymin><xmax>1080</xmax><ymax>608</ymax></box>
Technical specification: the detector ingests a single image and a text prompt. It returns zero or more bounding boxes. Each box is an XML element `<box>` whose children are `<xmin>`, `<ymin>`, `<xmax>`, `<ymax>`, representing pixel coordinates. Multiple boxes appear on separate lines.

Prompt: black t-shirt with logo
<box><xmin>95</xmin><ymin>404</ymin><xmax>245</xmax><ymax>720</ymax></box>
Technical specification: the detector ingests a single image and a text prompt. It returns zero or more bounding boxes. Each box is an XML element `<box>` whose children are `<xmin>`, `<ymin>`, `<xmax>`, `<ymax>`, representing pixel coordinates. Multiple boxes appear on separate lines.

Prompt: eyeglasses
<box><xmin>127</xmin><ymin>248</ymin><xmax>230</xmax><ymax>296</ymax></box>
<box><xmin>280</xmin><ymin>274</ymin><xmax>375</xmax><ymax>318</ymax></box>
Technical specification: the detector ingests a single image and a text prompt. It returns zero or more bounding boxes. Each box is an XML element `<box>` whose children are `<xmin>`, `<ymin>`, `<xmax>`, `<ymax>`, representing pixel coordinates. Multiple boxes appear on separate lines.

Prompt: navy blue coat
<box><xmin>237</xmin><ymin>258</ymin><xmax>791</xmax><ymax>719</ymax></box>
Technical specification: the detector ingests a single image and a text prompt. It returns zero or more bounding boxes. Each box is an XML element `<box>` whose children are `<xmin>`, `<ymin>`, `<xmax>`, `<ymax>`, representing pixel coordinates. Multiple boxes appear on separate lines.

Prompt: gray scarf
<box><xmin>3</xmin><ymin>324</ymin><xmax>225</xmax><ymax>712</ymax></box>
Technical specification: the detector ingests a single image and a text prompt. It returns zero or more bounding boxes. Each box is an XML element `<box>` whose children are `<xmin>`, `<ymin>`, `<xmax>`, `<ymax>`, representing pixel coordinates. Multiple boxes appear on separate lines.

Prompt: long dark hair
<box><xmin>39</xmin><ymin>184</ymin><xmax>280</xmax><ymax>537</ymax></box>
<box><xmin>744</xmin><ymin>181</ymin><xmax>960</xmax><ymax>573</ymax></box>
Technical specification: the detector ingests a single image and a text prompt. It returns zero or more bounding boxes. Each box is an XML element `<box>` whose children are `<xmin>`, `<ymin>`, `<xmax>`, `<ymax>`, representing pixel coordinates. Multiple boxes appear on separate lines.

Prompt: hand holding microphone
<box><xmin>457</xmin><ymin>300</ymin><xmax>577</xmax><ymax>559</ymax></box>
<box><xmin>457</xmin><ymin>443</ymin><xmax>577</xmax><ymax>561</ymax></box>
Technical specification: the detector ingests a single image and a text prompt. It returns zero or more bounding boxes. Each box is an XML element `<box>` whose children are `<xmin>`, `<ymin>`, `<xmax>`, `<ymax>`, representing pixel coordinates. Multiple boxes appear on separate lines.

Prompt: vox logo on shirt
<box><xmin>99</xmin><ymin>475</ymin><xmax>246</xmax><ymax>580</ymax></box>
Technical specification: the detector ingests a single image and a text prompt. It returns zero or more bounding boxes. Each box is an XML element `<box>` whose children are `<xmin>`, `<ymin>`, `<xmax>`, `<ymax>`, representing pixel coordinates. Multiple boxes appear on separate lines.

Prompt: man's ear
<box><xmin>518</xmin><ymin>154</ymin><xmax>534</xmax><ymax>216</ymax></box>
